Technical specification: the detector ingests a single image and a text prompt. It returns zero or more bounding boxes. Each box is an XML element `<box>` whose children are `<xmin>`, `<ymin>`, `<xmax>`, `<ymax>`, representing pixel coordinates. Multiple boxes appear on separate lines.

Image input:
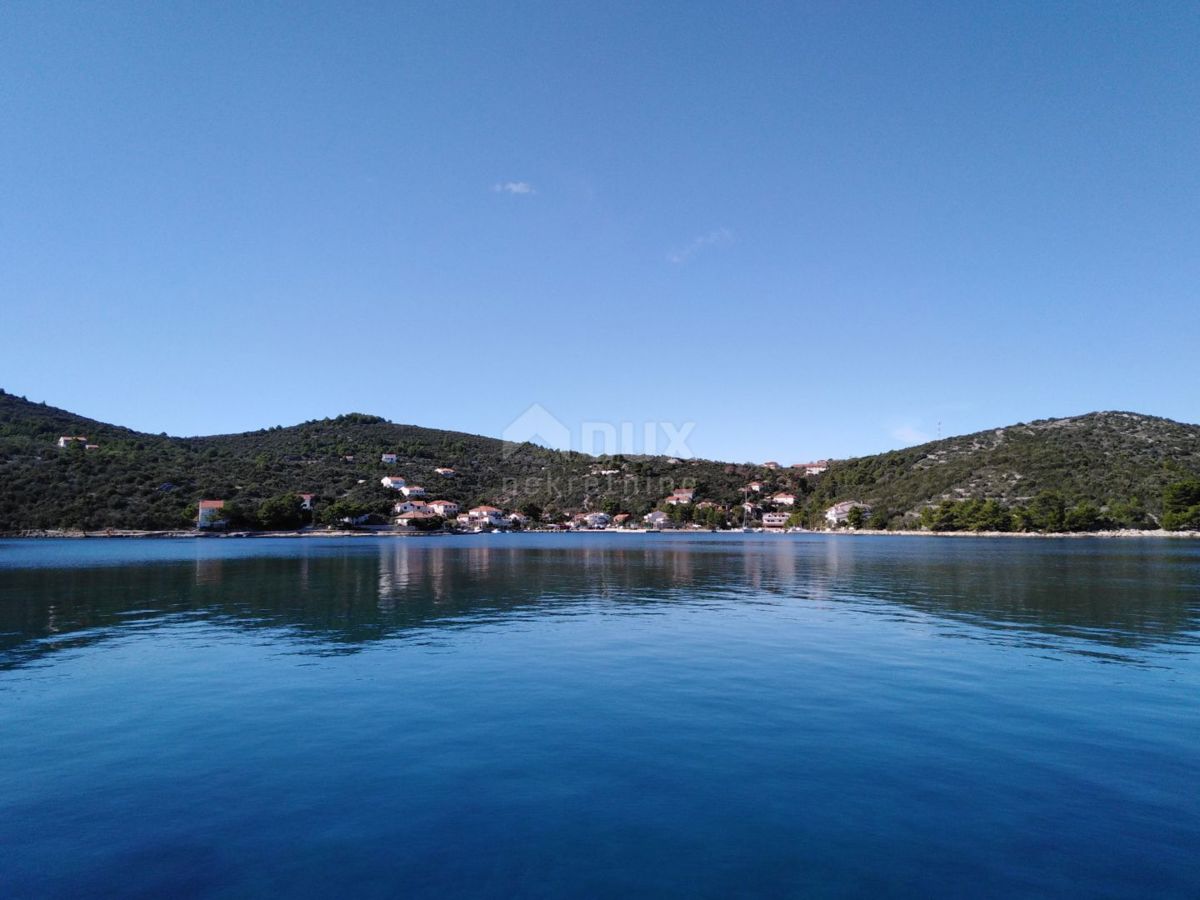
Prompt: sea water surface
<box><xmin>1</xmin><ymin>533</ymin><xmax>1197</xmax><ymax>898</ymax></box>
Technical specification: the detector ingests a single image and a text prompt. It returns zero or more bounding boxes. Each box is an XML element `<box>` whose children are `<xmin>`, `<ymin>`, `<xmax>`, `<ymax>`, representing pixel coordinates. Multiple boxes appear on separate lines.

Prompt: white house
<box><xmin>427</xmin><ymin>500</ymin><xmax>459</xmax><ymax>517</ymax></box>
<box><xmin>392</xmin><ymin>499</ymin><xmax>429</xmax><ymax>515</ymax></box>
<box><xmin>469</xmin><ymin>505</ymin><xmax>506</xmax><ymax>528</ymax></box>
<box><xmin>197</xmin><ymin>499</ymin><xmax>225</xmax><ymax>529</ymax></box>
<box><xmin>298</xmin><ymin>493</ymin><xmax>316</xmax><ymax>511</ymax></box>
<box><xmin>644</xmin><ymin>510</ymin><xmax>671</xmax><ymax>528</ymax></box>
<box><xmin>381</xmin><ymin>453</ymin><xmax>398</xmax><ymax>464</ymax></box>
<box><xmin>762</xmin><ymin>511</ymin><xmax>790</xmax><ymax>528</ymax></box>
<box><xmin>57</xmin><ymin>436</ymin><xmax>87</xmax><ymax>448</ymax></box>
<box><xmin>763</xmin><ymin>461</ymin><xmax>781</xmax><ymax>470</ymax></box>
<box><xmin>509</xmin><ymin>512</ymin><xmax>531</xmax><ymax>527</ymax></box>
<box><xmin>584</xmin><ymin>512</ymin><xmax>611</xmax><ymax>529</ymax></box>
<box><xmin>746</xmin><ymin>481</ymin><xmax>764</xmax><ymax>492</ymax></box>
<box><xmin>400</xmin><ymin>484</ymin><xmax>425</xmax><ymax>497</ymax></box>
<box><xmin>434</xmin><ymin>467</ymin><xmax>456</xmax><ymax>476</ymax></box>
<box><xmin>825</xmin><ymin>501</ymin><xmax>871</xmax><ymax>526</ymax></box>
<box><xmin>801</xmin><ymin>461</ymin><xmax>829</xmax><ymax>476</ymax></box>
<box><xmin>772</xmin><ymin>493</ymin><xmax>797</xmax><ymax>507</ymax></box>
<box><xmin>381</xmin><ymin>476</ymin><xmax>407</xmax><ymax>490</ymax></box>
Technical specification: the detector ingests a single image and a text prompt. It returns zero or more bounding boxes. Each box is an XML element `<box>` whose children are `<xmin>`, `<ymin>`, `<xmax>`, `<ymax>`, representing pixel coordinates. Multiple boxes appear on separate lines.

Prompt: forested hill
<box><xmin>1</xmin><ymin>389</ymin><xmax>1198</xmax><ymax>532</ymax></box>
<box><xmin>0</xmin><ymin>390</ymin><xmax>758</xmax><ymax>530</ymax></box>
<box><xmin>806</xmin><ymin>412</ymin><xmax>1200</xmax><ymax>529</ymax></box>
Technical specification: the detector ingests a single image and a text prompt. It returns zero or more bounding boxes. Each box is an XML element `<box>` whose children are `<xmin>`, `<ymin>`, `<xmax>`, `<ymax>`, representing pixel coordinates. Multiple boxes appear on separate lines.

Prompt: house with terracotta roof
<box><xmin>393</xmin><ymin>509</ymin><xmax>439</xmax><ymax>528</ymax></box>
<box><xmin>298</xmin><ymin>493</ymin><xmax>316</xmax><ymax>510</ymax></box>
<box><xmin>664</xmin><ymin>487</ymin><xmax>695</xmax><ymax>506</ymax></box>
<box><xmin>381</xmin><ymin>476</ymin><xmax>406</xmax><ymax>490</ymax></box>
<box><xmin>57</xmin><ymin>436</ymin><xmax>87</xmax><ymax>448</ymax></box>
<box><xmin>427</xmin><ymin>500</ymin><xmax>459</xmax><ymax>517</ymax></box>
<box><xmin>763</xmin><ymin>461</ymin><xmax>781</xmax><ymax>470</ymax></box>
<box><xmin>392</xmin><ymin>499</ymin><xmax>430</xmax><ymax>515</ymax></box>
<box><xmin>197</xmin><ymin>499</ymin><xmax>225</xmax><ymax>529</ymax></box>
<box><xmin>434</xmin><ymin>467</ymin><xmax>456</xmax><ymax>476</ymax></box>
<box><xmin>771</xmin><ymin>493</ymin><xmax>796</xmax><ymax>507</ymax></box>
<box><xmin>400</xmin><ymin>484</ymin><xmax>425</xmax><ymax>497</ymax></box>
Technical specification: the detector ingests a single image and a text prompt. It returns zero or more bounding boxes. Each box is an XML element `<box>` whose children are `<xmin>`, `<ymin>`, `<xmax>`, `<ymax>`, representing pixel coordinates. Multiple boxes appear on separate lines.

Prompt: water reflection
<box><xmin>1</xmin><ymin>536</ymin><xmax>1198</xmax><ymax>671</ymax></box>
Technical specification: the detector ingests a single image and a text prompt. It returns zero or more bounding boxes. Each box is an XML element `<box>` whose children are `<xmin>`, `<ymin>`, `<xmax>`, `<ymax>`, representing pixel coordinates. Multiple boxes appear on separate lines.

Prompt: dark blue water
<box><xmin>1</xmin><ymin>534</ymin><xmax>1198</xmax><ymax>898</ymax></box>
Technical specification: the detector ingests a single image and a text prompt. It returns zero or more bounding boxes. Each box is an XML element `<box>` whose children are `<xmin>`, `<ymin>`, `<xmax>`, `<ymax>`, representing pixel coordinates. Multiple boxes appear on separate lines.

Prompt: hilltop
<box><xmin>1</xmin><ymin>390</ymin><xmax>1198</xmax><ymax>532</ymax></box>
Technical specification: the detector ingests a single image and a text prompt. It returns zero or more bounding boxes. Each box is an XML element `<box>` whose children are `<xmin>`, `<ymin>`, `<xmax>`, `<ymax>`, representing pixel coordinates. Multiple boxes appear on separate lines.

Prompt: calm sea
<box><xmin>1</xmin><ymin>534</ymin><xmax>1197</xmax><ymax>898</ymax></box>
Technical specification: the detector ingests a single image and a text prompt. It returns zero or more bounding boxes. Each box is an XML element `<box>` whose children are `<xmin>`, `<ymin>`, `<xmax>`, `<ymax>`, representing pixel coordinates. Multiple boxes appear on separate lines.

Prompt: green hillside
<box><xmin>809</xmin><ymin>412</ymin><xmax>1200</xmax><ymax>530</ymax></box>
<box><xmin>2</xmin><ymin>390</ymin><xmax>1198</xmax><ymax>533</ymax></box>
<box><xmin>0</xmin><ymin>390</ymin><xmax>777</xmax><ymax>531</ymax></box>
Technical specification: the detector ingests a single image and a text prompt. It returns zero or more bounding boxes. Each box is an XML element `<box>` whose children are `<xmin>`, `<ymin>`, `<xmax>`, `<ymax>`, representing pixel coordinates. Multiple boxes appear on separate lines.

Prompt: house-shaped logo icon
<box><xmin>502</xmin><ymin>403</ymin><xmax>571</xmax><ymax>457</ymax></box>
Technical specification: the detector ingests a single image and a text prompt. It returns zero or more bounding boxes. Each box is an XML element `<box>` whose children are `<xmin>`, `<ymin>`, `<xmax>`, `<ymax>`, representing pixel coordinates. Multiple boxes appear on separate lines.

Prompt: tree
<box><xmin>1064</xmin><ymin>501</ymin><xmax>1101</xmax><ymax>532</ymax></box>
<box><xmin>1028</xmin><ymin>490</ymin><xmax>1066</xmax><ymax>533</ymax></box>
<box><xmin>846</xmin><ymin>506</ymin><xmax>865</xmax><ymax>529</ymax></box>
<box><xmin>1163</xmin><ymin>479</ymin><xmax>1200</xmax><ymax>531</ymax></box>
<box><xmin>257</xmin><ymin>494</ymin><xmax>304</xmax><ymax>530</ymax></box>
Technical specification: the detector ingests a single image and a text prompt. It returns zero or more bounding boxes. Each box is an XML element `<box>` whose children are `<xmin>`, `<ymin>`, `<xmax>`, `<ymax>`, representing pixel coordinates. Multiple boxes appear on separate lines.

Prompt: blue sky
<box><xmin>1</xmin><ymin>2</ymin><xmax>1197</xmax><ymax>462</ymax></box>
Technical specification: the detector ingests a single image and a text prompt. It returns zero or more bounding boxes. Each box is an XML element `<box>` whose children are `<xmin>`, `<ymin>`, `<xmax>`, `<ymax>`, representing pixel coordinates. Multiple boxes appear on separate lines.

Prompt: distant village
<box><xmin>54</xmin><ymin>433</ymin><xmax>871</xmax><ymax>533</ymax></box>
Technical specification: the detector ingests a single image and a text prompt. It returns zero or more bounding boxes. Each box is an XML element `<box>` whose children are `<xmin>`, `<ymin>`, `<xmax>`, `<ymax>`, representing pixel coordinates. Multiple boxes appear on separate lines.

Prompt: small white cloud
<box><xmin>493</xmin><ymin>181</ymin><xmax>535</xmax><ymax>195</ymax></box>
<box><xmin>668</xmin><ymin>227</ymin><xmax>734</xmax><ymax>264</ymax></box>
<box><xmin>891</xmin><ymin>424</ymin><xmax>931</xmax><ymax>446</ymax></box>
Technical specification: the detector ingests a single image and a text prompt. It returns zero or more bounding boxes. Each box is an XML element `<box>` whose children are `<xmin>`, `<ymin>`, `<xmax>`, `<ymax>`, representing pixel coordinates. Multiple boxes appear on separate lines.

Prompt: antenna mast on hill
<box><xmin>937</xmin><ymin>421</ymin><xmax>942</xmax><ymax>440</ymax></box>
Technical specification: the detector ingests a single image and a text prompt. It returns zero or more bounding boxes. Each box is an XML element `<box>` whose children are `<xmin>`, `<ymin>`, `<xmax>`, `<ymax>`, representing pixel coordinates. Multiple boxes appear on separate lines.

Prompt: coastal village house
<box><xmin>392</xmin><ymin>500</ymin><xmax>429</xmax><ymax>515</ymax></box>
<box><xmin>746</xmin><ymin>481</ymin><xmax>764</xmax><ymax>492</ymax></box>
<box><xmin>796</xmin><ymin>460</ymin><xmax>829</xmax><ymax>476</ymax></box>
<box><xmin>664</xmin><ymin>487</ymin><xmax>695</xmax><ymax>506</ymax></box>
<box><xmin>468</xmin><ymin>506</ymin><xmax>506</xmax><ymax>528</ymax></box>
<box><xmin>381</xmin><ymin>453</ymin><xmax>398</xmax><ymax>464</ymax></box>
<box><xmin>197</xmin><ymin>499</ymin><xmax>225</xmax><ymax>528</ymax></box>
<box><xmin>57</xmin><ymin>436</ymin><xmax>87</xmax><ymax>448</ymax></box>
<box><xmin>584</xmin><ymin>512</ymin><xmax>611</xmax><ymax>529</ymax></box>
<box><xmin>762</xmin><ymin>511</ymin><xmax>790</xmax><ymax>528</ymax></box>
<box><xmin>772</xmin><ymin>493</ymin><xmax>797</xmax><ymax>507</ymax></box>
<box><xmin>613</xmin><ymin>513</ymin><xmax>631</xmax><ymax>527</ymax></box>
<box><xmin>400</xmin><ymin>484</ymin><xmax>425</xmax><ymax>497</ymax></box>
<box><xmin>825</xmin><ymin>501</ymin><xmax>871</xmax><ymax>525</ymax></box>
<box><xmin>509</xmin><ymin>512</ymin><xmax>531</xmax><ymax>527</ymax></box>
<box><xmin>644</xmin><ymin>510</ymin><xmax>670</xmax><ymax>528</ymax></box>
<box><xmin>298</xmin><ymin>493</ymin><xmax>315</xmax><ymax>511</ymax></box>
<box><xmin>394</xmin><ymin>510</ymin><xmax>438</xmax><ymax>528</ymax></box>
<box><xmin>381</xmin><ymin>476</ymin><xmax>406</xmax><ymax>490</ymax></box>
<box><xmin>434</xmin><ymin>467</ymin><xmax>456</xmax><ymax>476</ymax></box>
<box><xmin>427</xmin><ymin>500</ymin><xmax>459</xmax><ymax>517</ymax></box>
<box><xmin>763</xmin><ymin>461</ymin><xmax>781</xmax><ymax>470</ymax></box>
